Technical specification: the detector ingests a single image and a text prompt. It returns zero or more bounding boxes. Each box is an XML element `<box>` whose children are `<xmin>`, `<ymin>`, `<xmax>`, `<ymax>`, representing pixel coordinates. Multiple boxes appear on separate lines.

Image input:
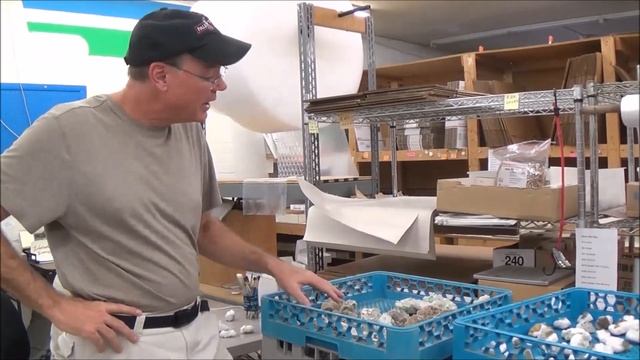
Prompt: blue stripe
<box><xmin>1</xmin><ymin>83</ymin><xmax>87</xmax><ymax>93</ymax></box>
<box><xmin>22</xmin><ymin>0</ymin><xmax>190</xmax><ymax>20</ymax></box>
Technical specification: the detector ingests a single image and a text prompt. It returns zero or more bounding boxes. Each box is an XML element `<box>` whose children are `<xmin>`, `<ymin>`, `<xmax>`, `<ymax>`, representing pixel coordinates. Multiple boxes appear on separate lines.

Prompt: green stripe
<box><xmin>27</xmin><ymin>22</ymin><xmax>131</xmax><ymax>57</ymax></box>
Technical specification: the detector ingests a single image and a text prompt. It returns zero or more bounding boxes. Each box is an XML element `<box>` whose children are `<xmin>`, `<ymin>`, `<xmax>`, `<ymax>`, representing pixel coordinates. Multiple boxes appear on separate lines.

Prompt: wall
<box><xmin>0</xmin><ymin>1</ymin><xmax>190</xmax><ymax>95</ymax></box>
<box><xmin>374</xmin><ymin>36</ymin><xmax>450</xmax><ymax>66</ymax></box>
<box><xmin>0</xmin><ymin>1</ymin><xmax>441</xmax><ymax>179</ymax></box>
<box><xmin>0</xmin><ymin>0</ymin><xmax>272</xmax><ymax>179</ymax></box>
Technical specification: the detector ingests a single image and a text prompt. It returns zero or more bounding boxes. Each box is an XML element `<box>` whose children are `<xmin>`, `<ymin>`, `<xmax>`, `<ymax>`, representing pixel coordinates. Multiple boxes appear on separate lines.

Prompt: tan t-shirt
<box><xmin>1</xmin><ymin>95</ymin><xmax>221</xmax><ymax>312</ymax></box>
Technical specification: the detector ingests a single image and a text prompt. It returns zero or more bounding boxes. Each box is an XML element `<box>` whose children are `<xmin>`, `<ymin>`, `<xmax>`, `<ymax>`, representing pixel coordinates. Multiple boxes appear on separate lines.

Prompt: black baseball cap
<box><xmin>124</xmin><ymin>8</ymin><xmax>251</xmax><ymax>67</ymax></box>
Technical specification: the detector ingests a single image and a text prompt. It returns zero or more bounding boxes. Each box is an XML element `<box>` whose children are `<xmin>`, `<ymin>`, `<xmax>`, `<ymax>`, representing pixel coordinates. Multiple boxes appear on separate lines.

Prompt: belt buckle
<box><xmin>172</xmin><ymin>303</ymin><xmax>196</xmax><ymax>328</ymax></box>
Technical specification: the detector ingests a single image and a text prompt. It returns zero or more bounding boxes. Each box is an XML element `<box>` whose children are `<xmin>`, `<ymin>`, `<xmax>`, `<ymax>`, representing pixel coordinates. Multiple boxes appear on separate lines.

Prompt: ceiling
<box><xmin>352</xmin><ymin>1</ymin><xmax>639</xmax><ymax>54</ymax></box>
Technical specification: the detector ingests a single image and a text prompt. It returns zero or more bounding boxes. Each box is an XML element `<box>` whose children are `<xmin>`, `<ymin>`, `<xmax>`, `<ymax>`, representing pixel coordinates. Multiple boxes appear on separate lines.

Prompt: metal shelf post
<box><xmin>586</xmin><ymin>81</ymin><xmax>599</xmax><ymax>224</ymax></box>
<box><xmin>298</xmin><ymin>2</ymin><xmax>320</xmax><ymax>186</ymax></box>
<box><xmin>364</xmin><ymin>15</ymin><xmax>380</xmax><ymax>196</ymax></box>
<box><xmin>297</xmin><ymin>3</ymin><xmax>323</xmax><ymax>273</ymax></box>
<box><xmin>390</xmin><ymin>122</ymin><xmax>398</xmax><ymax>196</ymax></box>
<box><xmin>297</xmin><ymin>3</ymin><xmax>379</xmax><ymax>272</ymax></box>
<box><xmin>573</xmin><ymin>85</ymin><xmax>587</xmax><ymax>228</ymax></box>
<box><xmin>627</xmin><ymin>65</ymin><xmax>640</xmax><ymax>182</ymax></box>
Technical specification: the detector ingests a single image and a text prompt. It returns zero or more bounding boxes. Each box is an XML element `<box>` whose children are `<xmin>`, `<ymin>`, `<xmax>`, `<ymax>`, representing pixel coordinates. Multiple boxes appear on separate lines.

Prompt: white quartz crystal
<box><xmin>219</xmin><ymin>329</ymin><xmax>237</xmax><ymax>338</ymax></box>
<box><xmin>553</xmin><ymin>317</ymin><xmax>571</xmax><ymax>329</ymax></box>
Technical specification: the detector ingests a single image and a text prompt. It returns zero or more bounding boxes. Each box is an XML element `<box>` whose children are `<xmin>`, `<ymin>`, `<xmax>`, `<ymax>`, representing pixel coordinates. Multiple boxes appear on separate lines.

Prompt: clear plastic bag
<box><xmin>493</xmin><ymin>139</ymin><xmax>550</xmax><ymax>189</ymax></box>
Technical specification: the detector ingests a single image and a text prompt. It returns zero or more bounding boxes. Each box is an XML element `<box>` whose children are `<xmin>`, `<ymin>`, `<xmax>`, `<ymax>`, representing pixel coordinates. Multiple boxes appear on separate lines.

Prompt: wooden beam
<box><xmin>601</xmin><ymin>36</ymin><xmax>622</xmax><ymax>168</ymax></box>
<box><xmin>276</xmin><ymin>222</ymin><xmax>306</xmax><ymax>236</ymax></box>
<box><xmin>620</xmin><ymin>144</ymin><xmax>640</xmax><ymax>158</ymax></box>
<box><xmin>472</xmin><ymin>145</ymin><xmax>607</xmax><ymax>160</ymax></box>
<box><xmin>462</xmin><ymin>53</ymin><xmax>481</xmax><ymax>171</ymax></box>
<box><xmin>313</xmin><ymin>6</ymin><xmax>366</xmax><ymax>33</ymax></box>
<box><xmin>355</xmin><ymin>149</ymin><xmax>468</xmax><ymax>162</ymax></box>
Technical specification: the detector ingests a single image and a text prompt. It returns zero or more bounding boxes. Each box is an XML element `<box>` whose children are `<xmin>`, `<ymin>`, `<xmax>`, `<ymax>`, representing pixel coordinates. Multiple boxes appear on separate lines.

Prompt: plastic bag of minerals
<box><xmin>493</xmin><ymin>139</ymin><xmax>551</xmax><ymax>189</ymax></box>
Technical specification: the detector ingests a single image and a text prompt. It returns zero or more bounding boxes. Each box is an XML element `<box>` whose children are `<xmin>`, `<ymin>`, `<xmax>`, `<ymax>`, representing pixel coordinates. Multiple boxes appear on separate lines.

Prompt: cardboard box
<box><xmin>627</xmin><ymin>182</ymin><xmax>639</xmax><ymax>217</ymax></box>
<box><xmin>437</xmin><ymin>177</ymin><xmax>578</xmax><ymax>222</ymax></box>
<box><xmin>478</xmin><ymin>275</ymin><xmax>574</xmax><ymax>301</ymax></box>
<box><xmin>473</xmin><ymin>80</ymin><xmax>544</xmax><ymax>147</ymax></box>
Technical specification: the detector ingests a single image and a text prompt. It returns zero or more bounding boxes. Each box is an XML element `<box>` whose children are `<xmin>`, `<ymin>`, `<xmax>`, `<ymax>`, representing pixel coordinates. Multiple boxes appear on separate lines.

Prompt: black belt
<box><xmin>114</xmin><ymin>300</ymin><xmax>210</xmax><ymax>330</ymax></box>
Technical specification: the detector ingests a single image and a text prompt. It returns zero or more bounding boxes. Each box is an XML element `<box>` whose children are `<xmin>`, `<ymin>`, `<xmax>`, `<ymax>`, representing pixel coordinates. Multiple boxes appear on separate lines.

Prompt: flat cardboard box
<box><xmin>473</xmin><ymin>80</ymin><xmax>544</xmax><ymax>147</ymax></box>
<box><xmin>627</xmin><ymin>182</ymin><xmax>639</xmax><ymax>217</ymax></box>
<box><xmin>478</xmin><ymin>275</ymin><xmax>574</xmax><ymax>301</ymax></box>
<box><xmin>437</xmin><ymin>178</ymin><xmax>578</xmax><ymax>222</ymax></box>
<box><xmin>319</xmin><ymin>253</ymin><xmax>493</xmax><ymax>284</ymax></box>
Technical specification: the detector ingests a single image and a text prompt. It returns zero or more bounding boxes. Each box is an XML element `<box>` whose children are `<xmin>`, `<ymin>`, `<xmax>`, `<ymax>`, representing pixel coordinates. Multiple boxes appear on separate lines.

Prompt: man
<box><xmin>0</xmin><ymin>8</ymin><xmax>342</xmax><ymax>359</ymax></box>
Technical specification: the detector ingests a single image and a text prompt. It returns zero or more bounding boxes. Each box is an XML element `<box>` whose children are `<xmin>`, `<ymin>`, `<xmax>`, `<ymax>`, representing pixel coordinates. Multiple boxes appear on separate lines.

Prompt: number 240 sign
<box><xmin>493</xmin><ymin>249</ymin><xmax>535</xmax><ymax>267</ymax></box>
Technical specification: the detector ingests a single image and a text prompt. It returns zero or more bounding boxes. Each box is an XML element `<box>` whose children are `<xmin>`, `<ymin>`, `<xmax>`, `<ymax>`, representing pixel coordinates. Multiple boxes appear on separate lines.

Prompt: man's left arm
<box><xmin>197</xmin><ymin>212</ymin><xmax>342</xmax><ymax>305</ymax></box>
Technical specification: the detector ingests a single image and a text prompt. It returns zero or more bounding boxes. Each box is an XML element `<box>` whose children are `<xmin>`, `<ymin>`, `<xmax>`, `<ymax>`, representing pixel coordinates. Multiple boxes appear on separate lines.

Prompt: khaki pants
<box><xmin>50</xmin><ymin>277</ymin><xmax>218</xmax><ymax>359</ymax></box>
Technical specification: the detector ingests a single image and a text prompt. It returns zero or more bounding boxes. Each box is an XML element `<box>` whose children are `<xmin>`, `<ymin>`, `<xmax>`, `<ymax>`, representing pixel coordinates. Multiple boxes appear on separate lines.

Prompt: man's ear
<box><xmin>148</xmin><ymin>63</ymin><xmax>169</xmax><ymax>91</ymax></box>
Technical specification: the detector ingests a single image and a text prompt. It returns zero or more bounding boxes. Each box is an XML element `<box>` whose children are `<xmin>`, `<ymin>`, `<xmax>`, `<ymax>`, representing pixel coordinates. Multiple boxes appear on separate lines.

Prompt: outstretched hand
<box><xmin>270</xmin><ymin>260</ymin><xmax>343</xmax><ymax>305</ymax></box>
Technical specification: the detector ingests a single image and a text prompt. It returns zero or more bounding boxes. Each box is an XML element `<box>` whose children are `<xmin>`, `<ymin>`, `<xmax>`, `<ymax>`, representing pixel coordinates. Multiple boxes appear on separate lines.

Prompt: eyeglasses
<box><xmin>166</xmin><ymin>63</ymin><xmax>227</xmax><ymax>87</ymax></box>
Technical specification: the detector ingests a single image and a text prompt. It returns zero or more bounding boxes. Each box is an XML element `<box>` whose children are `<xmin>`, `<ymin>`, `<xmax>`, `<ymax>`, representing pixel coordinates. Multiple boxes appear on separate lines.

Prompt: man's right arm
<box><xmin>0</xmin><ymin>206</ymin><xmax>63</xmax><ymax>321</ymax></box>
<box><xmin>0</xmin><ymin>206</ymin><xmax>141</xmax><ymax>353</ymax></box>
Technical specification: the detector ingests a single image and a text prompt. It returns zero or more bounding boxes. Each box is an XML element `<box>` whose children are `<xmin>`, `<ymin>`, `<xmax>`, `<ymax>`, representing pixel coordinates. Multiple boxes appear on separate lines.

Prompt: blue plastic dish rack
<box><xmin>261</xmin><ymin>271</ymin><xmax>511</xmax><ymax>359</ymax></box>
<box><xmin>453</xmin><ymin>287</ymin><xmax>640</xmax><ymax>360</ymax></box>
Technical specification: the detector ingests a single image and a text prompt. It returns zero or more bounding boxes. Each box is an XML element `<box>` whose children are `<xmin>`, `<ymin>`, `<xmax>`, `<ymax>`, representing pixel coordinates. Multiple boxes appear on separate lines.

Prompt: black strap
<box><xmin>114</xmin><ymin>300</ymin><xmax>209</xmax><ymax>330</ymax></box>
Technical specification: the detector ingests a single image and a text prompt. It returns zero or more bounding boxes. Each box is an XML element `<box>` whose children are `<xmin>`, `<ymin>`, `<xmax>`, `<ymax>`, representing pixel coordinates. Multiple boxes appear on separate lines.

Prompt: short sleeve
<box><xmin>1</xmin><ymin>114</ymin><xmax>72</xmax><ymax>232</ymax></box>
<box><xmin>202</xmin><ymin>139</ymin><xmax>222</xmax><ymax>213</ymax></box>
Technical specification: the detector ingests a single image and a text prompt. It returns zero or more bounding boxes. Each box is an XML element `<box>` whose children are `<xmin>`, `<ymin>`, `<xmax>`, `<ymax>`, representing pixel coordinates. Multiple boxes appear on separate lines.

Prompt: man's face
<box><xmin>163</xmin><ymin>55</ymin><xmax>227</xmax><ymax>124</ymax></box>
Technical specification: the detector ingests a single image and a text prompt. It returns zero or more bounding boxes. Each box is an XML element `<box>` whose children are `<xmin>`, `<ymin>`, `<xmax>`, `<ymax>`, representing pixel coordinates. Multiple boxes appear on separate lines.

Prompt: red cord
<box><xmin>554</xmin><ymin>105</ymin><xmax>565</xmax><ymax>251</ymax></box>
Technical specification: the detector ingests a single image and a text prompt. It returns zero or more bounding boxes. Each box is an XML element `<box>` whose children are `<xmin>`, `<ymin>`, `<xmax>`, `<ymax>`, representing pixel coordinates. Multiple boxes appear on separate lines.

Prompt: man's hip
<box><xmin>50</xmin><ymin>276</ymin><xmax>218</xmax><ymax>359</ymax></box>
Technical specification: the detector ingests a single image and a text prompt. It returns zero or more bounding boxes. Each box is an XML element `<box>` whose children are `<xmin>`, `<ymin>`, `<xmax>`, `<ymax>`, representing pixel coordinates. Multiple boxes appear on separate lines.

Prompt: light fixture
<box><xmin>339</xmin><ymin>4</ymin><xmax>370</xmax><ymax>18</ymax></box>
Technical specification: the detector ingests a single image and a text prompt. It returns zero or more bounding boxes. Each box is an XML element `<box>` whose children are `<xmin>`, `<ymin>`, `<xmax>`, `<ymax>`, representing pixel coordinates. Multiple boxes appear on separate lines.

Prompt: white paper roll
<box><xmin>206</xmin><ymin>111</ymin><xmax>272</xmax><ymax>180</ymax></box>
<box><xmin>192</xmin><ymin>1</ymin><xmax>363</xmax><ymax>133</ymax></box>
<box><xmin>621</xmin><ymin>94</ymin><xmax>639</xmax><ymax>128</ymax></box>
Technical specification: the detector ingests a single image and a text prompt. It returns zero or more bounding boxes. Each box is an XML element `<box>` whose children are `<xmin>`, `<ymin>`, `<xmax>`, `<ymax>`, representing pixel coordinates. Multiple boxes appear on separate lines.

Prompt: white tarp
<box><xmin>299</xmin><ymin>179</ymin><xmax>436</xmax><ymax>259</ymax></box>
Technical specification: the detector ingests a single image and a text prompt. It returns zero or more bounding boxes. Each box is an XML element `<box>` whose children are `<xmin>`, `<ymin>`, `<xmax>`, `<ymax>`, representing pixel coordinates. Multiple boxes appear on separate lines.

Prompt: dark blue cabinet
<box><xmin>1</xmin><ymin>83</ymin><xmax>87</xmax><ymax>153</ymax></box>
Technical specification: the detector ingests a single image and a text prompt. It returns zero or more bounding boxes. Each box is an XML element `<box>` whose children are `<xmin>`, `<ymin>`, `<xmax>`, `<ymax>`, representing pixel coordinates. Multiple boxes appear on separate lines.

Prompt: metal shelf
<box><xmin>518</xmin><ymin>217</ymin><xmax>639</xmax><ymax>237</ymax></box>
<box><xmin>297</xmin><ymin>2</ymin><xmax>379</xmax><ymax>272</ymax></box>
<box><xmin>306</xmin><ymin>81</ymin><xmax>639</xmax><ymax>124</ymax></box>
<box><xmin>218</xmin><ymin>177</ymin><xmax>373</xmax><ymax>206</ymax></box>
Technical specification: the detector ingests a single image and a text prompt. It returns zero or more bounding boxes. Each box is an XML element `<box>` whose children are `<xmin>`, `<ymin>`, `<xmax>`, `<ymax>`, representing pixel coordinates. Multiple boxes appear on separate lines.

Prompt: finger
<box><xmin>104</xmin><ymin>302</ymin><xmax>143</xmax><ymax>316</ymax></box>
<box><xmin>326</xmin><ymin>286</ymin><xmax>343</xmax><ymax>303</ymax></box>
<box><xmin>106</xmin><ymin>316</ymin><xmax>139</xmax><ymax>344</ymax></box>
<box><xmin>331</xmin><ymin>286</ymin><xmax>344</xmax><ymax>300</ymax></box>
<box><xmin>309</xmin><ymin>278</ymin><xmax>343</xmax><ymax>303</ymax></box>
<box><xmin>98</xmin><ymin>325</ymin><xmax>123</xmax><ymax>353</ymax></box>
<box><xmin>330</xmin><ymin>284</ymin><xmax>344</xmax><ymax>299</ymax></box>
<box><xmin>287</xmin><ymin>285</ymin><xmax>310</xmax><ymax>306</ymax></box>
<box><xmin>88</xmin><ymin>331</ymin><xmax>106</xmax><ymax>353</ymax></box>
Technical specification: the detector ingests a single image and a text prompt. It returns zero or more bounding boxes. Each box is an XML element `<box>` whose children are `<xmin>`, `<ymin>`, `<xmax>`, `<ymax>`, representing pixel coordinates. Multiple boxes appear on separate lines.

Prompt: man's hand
<box><xmin>269</xmin><ymin>261</ymin><xmax>343</xmax><ymax>306</ymax></box>
<box><xmin>49</xmin><ymin>296</ymin><xmax>142</xmax><ymax>353</ymax></box>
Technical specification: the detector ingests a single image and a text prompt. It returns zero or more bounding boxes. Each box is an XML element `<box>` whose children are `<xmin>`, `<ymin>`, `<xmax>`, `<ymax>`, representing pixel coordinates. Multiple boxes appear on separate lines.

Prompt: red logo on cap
<box><xmin>195</xmin><ymin>17</ymin><xmax>216</xmax><ymax>34</ymax></box>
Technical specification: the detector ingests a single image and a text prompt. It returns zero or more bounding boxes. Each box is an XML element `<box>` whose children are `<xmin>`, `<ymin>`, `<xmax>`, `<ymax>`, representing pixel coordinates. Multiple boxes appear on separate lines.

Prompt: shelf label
<box><xmin>308</xmin><ymin>120</ymin><xmax>319</xmax><ymax>134</ymax></box>
<box><xmin>339</xmin><ymin>112</ymin><xmax>354</xmax><ymax>129</ymax></box>
<box><xmin>576</xmin><ymin>228</ymin><xmax>618</xmax><ymax>291</ymax></box>
<box><xmin>493</xmin><ymin>249</ymin><xmax>535</xmax><ymax>267</ymax></box>
<box><xmin>504</xmin><ymin>93</ymin><xmax>520</xmax><ymax>110</ymax></box>
<box><xmin>487</xmin><ymin>149</ymin><xmax>502</xmax><ymax>171</ymax></box>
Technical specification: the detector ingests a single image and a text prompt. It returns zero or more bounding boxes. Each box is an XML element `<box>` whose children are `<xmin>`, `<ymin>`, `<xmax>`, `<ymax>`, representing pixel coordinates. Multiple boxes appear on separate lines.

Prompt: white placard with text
<box><xmin>576</xmin><ymin>228</ymin><xmax>618</xmax><ymax>291</ymax></box>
